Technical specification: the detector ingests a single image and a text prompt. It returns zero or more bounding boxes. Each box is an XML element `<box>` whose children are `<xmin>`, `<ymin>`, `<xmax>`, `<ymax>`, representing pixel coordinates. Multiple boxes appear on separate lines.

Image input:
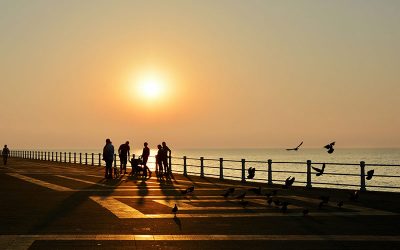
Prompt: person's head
<box><xmin>144</xmin><ymin>142</ymin><xmax>148</xmax><ymax>147</ymax></box>
<box><xmin>125</xmin><ymin>141</ymin><xmax>129</xmax><ymax>145</ymax></box>
<box><xmin>162</xmin><ymin>142</ymin><xmax>166</xmax><ymax>146</ymax></box>
<box><xmin>157</xmin><ymin>144</ymin><xmax>162</xmax><ymax>149</ymax></box>
<box><xmin>4</xmin><ymin>145</ymin><xmax>7</xmax><ymax>148</ymax></box>
<box><xmin>106</xmin><ymin>139</ymin><xmax>111</xmax><ymax>144</ymax></box>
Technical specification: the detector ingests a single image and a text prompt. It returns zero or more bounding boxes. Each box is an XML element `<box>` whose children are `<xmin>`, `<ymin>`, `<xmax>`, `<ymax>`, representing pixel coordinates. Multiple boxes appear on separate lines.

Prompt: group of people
<box><xmin>102</xmin><ymin>139</ymin><xmax>171</xmax><ymax>179</ymax></box>
<box><xmin>2</xmin><ymin>145</ymin><xmax>10</xmax><ymax>165</ymax></box>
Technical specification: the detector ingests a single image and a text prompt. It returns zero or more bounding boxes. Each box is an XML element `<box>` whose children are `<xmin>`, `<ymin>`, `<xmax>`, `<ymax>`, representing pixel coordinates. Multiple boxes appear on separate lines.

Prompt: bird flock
<box><xmin>171</xmin><ymin>141</ymin><xmax>375</xmax><ymax>217</ymax></box>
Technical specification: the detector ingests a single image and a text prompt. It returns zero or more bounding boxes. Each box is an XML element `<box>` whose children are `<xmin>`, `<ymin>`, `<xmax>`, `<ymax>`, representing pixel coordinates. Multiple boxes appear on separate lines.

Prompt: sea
<box><xmin>28</xmin><ymin>148</ymin><xmax>400</xmax><ymax>192</ymax></box>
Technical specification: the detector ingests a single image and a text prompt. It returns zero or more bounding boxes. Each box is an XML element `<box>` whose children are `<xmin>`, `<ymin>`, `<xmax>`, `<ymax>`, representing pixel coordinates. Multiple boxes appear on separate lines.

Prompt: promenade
<box><xmin>1</xmin><ymin>157</ymin><xmax>400</xmax><ymax>249</ymax></box>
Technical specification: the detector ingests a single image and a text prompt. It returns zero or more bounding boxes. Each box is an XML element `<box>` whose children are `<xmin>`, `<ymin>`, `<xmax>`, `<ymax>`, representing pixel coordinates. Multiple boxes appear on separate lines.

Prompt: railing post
<box><xmin>200</xmin><ymin>157</ymin><xmax>204</xmax><ymax>177</ymax></box>
<box><xmin>183</xmin><ymin>156</ymin><xmax>187</xmax><ymax>176</ymax></box>
<box><xmin>241</xmin><ymin>159</ymin><xmax>246</xmax><ymax>183</ymax></box>
<box><xmin>69</xmin><ymin>152</ymin><xmax>71</xmax><ymax>163</ymax></box>
<box><xmin>74</xmin><ymin>152</ymin><xmax>76</xmax><ymax>164</ymax></box>
<box><xmin>64</xmin><ymin>152</ymin><xmax>66</xmax><ymax>163</ymax></box>
<box><xmin>91</xmin><ymin>153</ymin><xmax>94</xmax><ymax>166</ymax></box>
<box><xmin>306</xmin><ymin>160</ymin><xmax>312</xmax><ymax>188</ymax></box>
<box><xmin>219</xmin><ymin>158</ymin><xmax>224</xmax><ymax>180</ymax></box>
<box><xmin>267</xmin><ymin>159</ymin><xmax>273</xmax><ymax>185</ymax></box>
<box><xmin>79</xmin><ymin>153</ymin><xmax>82</xmax><ymax>164</ymax></box>
<box><xmin>360</xmin><ymin>161</ymin><xmax>367</xmax><ymax>192</ymax></box>
<box><xmin>98</xmin><ymin>153</ymin><xmax>101</xmax><ymax>166</ymax></box>
<box><xmin>56</xmin><ymin>152</ymin><xmax>58</xmax><ymax>162</ymax></box>
<box><xmin>85</xmin><ymin>153</ymin><xmax>88</xmax><ymax>165</ymax></box>
<box><xmin>51</xmin><ymin>152</ymin><xmax>53</xmax><ymax>161</ymax></box>
<box><xmin>44</xmin><ymin>152</ymin><xmax>47</xmax><ymax>161</ymax></box>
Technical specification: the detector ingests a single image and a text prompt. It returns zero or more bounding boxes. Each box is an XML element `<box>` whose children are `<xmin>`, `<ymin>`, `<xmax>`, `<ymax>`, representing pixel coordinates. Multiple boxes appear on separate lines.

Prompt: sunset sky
<box><xmin>1</xmin><ymin>0</ymin><xmax>399</xmax><ymax>149</ymax></box>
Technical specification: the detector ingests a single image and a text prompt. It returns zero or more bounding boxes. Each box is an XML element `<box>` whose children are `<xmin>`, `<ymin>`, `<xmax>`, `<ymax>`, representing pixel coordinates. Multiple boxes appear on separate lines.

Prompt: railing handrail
<box><xmin>6</xmin><ymin>150</ymin><xmax>400</xmax><ymax>192</ymax></box>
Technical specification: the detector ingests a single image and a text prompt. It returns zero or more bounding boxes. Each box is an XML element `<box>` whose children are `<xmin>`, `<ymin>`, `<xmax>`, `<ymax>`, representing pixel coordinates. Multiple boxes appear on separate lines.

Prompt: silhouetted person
<box><xmin>156</xmin><ymin>144</ymin><xmax>164</xmax><ymax>176</ymax></box>
<box><xmin>142</xmin><ymin>142</ymin><xmax>152</xmax><ymax>177</ymax></box>
<box><xmin>118</xmin><ymin>141</ymin><xmax>130</xmax><ymax>174</ymax></box>
<box><xmin>2</xmin><ymin>145</ymin><xmax>10</xmax><ymax>165</ymax></box>
<box><xmin>103</xmin><ymin>139</ymin><xmax>114</xmax><ymax>179</ymax></box>
<box><xmin>162</xmin><ymin>141</ymin><xmax>171</xmax><ymax>174</ymax></box>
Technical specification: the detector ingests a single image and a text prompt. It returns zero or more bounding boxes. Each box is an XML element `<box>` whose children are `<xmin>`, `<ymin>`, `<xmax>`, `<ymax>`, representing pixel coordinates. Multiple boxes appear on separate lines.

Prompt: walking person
<box><xmin>142</xmin><ymin>142</ymin><xmax>152</xmax><ymax>177</ymax></box>
<box><xmin>2</xmin><ymin>145</ymin><xmax>10</xmax><ymax>165</ymax></box>
<box><xmin>103</xmin><ymin>139</ymin><xmax>114</xmax><ymax>179</ymax></box>
<box><xmin>118</xmin><ymin>141</ymin><xmax>130</xmax><ymax>175</ymax></box>
<box><xmin>162</xmin><ymin>141</ymin><xmax>172</xmax><ymax>175</ymax></box>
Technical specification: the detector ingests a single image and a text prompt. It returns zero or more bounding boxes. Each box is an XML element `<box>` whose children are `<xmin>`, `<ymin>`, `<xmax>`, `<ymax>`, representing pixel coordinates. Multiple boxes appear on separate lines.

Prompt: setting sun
<box><xmin>135</xmin><ymin>72</ymin><xmax>166</xmax><ymax>100</ymax></box>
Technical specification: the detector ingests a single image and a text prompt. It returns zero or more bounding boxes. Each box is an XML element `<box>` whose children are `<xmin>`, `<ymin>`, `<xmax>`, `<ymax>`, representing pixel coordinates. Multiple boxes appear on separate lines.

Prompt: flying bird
<box><xmin>283</xmin><ymin>176</ymin><xmax>295</xmax><ymax>189</ymax></box>
<box><xmin>312</xmin><ymin>163</ymin><xmax>326</xmax><ymax>176</ymax></box>
<box><xmin>247</xmin><ymin>167</ymin><xmax>256</xmax><ymax>179</ymax></box>
<box><xmin>172</xmin><ymin>204</ymin><xmax>178</xmax><ymax>216</ymax></box>
<box><xmin>286</xmin><ymin>141</ymin><xmax>303</xmax><ymax>151</ymax></box>
<box><xmin>366</xmin><ymin>170</ymin><xmax>375</xmax><ymax>180</ymax></box>
<box><xmin>324</xmin><ymin>142</ymin><xmax>335</xmax><ymax>154</ymax></box>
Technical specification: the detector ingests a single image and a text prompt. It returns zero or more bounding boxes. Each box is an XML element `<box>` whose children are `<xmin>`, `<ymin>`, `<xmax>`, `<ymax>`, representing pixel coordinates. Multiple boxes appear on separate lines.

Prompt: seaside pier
<box><xmin>0</xmin><ymin>155</ymin><xmax>400</xmax><ymax>249</ymax></box>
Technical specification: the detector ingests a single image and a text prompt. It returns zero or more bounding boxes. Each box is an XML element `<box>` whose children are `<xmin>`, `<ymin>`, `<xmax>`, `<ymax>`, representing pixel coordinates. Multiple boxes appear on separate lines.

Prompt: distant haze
<box><xmin>1</xmin><ymin>0</ymin><xmax>399</xmax><ymax>149</ymax></box>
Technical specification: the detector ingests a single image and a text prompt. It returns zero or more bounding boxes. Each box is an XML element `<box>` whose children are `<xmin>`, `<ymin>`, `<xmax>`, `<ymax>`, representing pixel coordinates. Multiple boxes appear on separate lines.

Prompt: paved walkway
<box><xmin>1</xmin><ymin>158</ymin><xmax>400</xmax><ymax>249</ymax></box>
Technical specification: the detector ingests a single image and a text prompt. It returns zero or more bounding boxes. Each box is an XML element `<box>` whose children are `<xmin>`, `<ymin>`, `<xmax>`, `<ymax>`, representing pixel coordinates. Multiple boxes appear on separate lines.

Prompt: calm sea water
<box><xmin>41</xmin><ymin>148</ymin><xmax>400</xmax><ymax>192</ymax></box>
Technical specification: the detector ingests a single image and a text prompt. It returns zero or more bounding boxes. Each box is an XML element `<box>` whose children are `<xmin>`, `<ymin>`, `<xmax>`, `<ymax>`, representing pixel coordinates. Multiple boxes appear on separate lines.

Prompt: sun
<box><xmin>136</xmin><ymin>73</ymin><xmax>165</xmax><ymax>99</ymax></box>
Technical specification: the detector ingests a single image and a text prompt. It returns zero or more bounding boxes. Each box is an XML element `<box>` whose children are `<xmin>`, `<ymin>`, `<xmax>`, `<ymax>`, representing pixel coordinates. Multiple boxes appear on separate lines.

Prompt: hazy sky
<box><xmin>1</xmin><ymin>0</ymin><xmax>399</xmax><ymax>149</ymax></box>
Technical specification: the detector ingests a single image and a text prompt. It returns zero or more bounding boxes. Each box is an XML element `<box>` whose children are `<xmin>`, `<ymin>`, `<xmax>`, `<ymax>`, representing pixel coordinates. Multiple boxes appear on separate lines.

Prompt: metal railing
<box><xmin>5</xmin><ymin>150</ymin><xmax>400</xmax><ymax>192</ymax></box>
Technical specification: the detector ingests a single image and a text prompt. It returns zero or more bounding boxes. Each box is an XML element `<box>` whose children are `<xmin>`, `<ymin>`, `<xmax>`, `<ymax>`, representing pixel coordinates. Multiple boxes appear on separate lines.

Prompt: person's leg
<box><xmin>106</xmin><ymin>160</ymin><xmax>113</xmax><ymax>178</ymax></box>
<box><xmin>163</xmin><ymin>159</ymin><xmax>169</xmax><ymax>175</ymax></box>
<box><xmin>119</xmin><ymin>156</ymin><xmax>123</xmax><ymax>174</ymax></box>
<box><xmin>143</xmin><ymin>157</ymin><xmax>151</xmax><ymax>175</ymax></box>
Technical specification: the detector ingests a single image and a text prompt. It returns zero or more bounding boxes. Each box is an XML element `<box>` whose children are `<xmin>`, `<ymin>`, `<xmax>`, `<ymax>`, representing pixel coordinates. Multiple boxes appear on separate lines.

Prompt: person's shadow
<box><xmin>173</xmin><ymin>215</ymin><xmax>182</xmax><ymax>231</ymax></box>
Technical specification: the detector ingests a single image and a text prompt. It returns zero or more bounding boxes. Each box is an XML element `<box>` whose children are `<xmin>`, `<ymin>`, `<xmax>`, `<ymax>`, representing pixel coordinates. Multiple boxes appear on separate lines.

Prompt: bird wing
<box><xmin>296</xmin><ymin>141</ymin><xmax>303</xmax><ymax>148</ymax></box>
<box><xmin>330</xmin><ymin>142</ymin><xmax>335</xmax><ymax>146</ymax></box>
<box><xmin>312</xmin><ymin>166</ymin><xmax>321</xmax><ymax>172</ymax></box>
<box><xmin>324</xmin><ymin>144</ymin><xmax>331</xmax><ymax>149</ymax></box>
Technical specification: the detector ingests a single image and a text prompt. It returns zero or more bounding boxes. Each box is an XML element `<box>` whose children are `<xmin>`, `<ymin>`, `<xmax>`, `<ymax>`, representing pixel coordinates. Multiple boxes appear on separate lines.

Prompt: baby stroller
<box><xmin>130</xmin><ymin>155</ymin><xmax>144</xmax><ymax>176</ymax></box>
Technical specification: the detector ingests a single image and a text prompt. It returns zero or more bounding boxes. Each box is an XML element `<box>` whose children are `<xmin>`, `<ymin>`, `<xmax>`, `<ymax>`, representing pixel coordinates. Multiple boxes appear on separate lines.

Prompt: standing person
<box><xmin>2</xmin><ymin>145</ymin><xmax>10</xmax><ymax>165</ymax></box>
<box><xmin>162</xmin><ymin>141</ymin><xmax>172</xmax><ymax>174</ymax></box>
<box><xmin>118</xmin><ymin>141</ymin><xmax>130</xmax><ymax>174</ymax></box>
<box><xmin>103</xmin><ymin>139</ymin><xmax>114</xmax><ymax>179</ymax></box>
<box><xmin>142</xmin><ymin>142</ymin><xmax>152</xmax><ymax>177</ymax></box>
<box><xmin>156</xmin><ymin>144</ymin><xmax>164</xmax><ymax>176</ymax></box>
